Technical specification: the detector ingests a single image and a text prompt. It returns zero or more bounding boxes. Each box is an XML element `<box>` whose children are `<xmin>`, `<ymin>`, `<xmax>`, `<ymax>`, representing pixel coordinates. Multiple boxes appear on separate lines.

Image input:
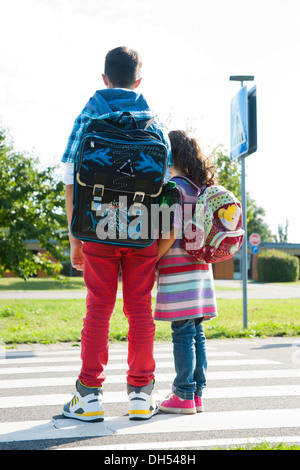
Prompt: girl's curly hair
<box><xmin>169</xmin><ymin>130</ymin><xmax>218</xmax><ymax>187</ymax></box>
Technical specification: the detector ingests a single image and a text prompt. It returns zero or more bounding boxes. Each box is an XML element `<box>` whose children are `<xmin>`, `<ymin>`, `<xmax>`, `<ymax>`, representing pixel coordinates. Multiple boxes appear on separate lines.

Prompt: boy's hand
<box><xmin>70</xmin><ymin>239</ymin><xmax>84</xmax><ymax>271</ymax></box>
<box><xmin>65</xmin><ymin>185</ymin><xmax>84</xmax><ymax>271</ymax></box>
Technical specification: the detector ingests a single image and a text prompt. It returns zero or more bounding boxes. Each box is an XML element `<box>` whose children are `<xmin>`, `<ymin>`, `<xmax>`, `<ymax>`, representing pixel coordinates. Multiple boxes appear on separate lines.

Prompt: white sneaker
<box><xmin>127</xmin><ymin>380</ymin><xmax>158</xmax><ymax>420</ymax></box>
<box><xmin>63</xmin><ymin>380</ymin><xmax>104</xmax><ymax>422</ymax></box>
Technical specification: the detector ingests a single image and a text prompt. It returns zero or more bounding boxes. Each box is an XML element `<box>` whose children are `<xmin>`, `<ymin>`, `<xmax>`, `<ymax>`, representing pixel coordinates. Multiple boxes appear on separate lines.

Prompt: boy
<box><xmin>62</xmin><ymin>46</ymin><xmax>171</xmax><ymax>421</ymax></box>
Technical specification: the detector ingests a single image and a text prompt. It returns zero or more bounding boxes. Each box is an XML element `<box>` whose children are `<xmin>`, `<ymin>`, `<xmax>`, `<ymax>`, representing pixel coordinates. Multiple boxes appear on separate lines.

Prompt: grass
<box><xmin>0</xmin><ymin>277</ymin><xmax>87</xmax><ymax>291</ymax></box>
<box><xmin>0</xmin><ymin>297</ymin><xmax>299</xmax><ymax>345</ymax></box>
<box><xmin>218</xmin><ymin>441</ymin><xmax>300</xmax><ymax>450</ymax></box>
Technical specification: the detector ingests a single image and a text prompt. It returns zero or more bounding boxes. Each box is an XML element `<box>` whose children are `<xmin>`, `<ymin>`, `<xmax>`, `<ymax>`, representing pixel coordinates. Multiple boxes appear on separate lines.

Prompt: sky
<box><xmin>1</xmin><ymin>0</ymin><xmax>300</xmax><ymax>243</ymax></box>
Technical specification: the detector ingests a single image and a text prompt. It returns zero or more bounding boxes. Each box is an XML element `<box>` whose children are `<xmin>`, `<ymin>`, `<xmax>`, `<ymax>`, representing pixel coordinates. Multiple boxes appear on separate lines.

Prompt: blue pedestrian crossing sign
<box><xmin>230</xmin><ymin>85</ymin><xmax>248</xmax><ymax>160</ymax></box>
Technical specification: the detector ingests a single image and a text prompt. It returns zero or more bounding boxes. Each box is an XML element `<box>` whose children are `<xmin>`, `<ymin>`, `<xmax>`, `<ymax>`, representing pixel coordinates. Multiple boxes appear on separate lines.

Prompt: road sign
<box><xmin>249</xmin><ymin>233</ymin><xmax>261</xmax><ymax>246</ymax></box>
<box><xmin>247</xmin><ymin>85</ymin><xmax>257</xmax><ymax>156</ymax></box>
<box><xmin>251</xmin><ymin>245</ymin><xmax>259</xmax><ymax>254</ymax></box>
<box><xmin>230</xmin><ymin>85</ymin><xmax>248</xmax><ymax>160</ymax></box>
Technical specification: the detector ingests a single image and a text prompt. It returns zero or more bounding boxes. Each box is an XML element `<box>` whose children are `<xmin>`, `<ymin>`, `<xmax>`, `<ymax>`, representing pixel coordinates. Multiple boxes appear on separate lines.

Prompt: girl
<box><xmin>154</xmin><ymin>130</ymin><xmax>218</xmax><ymax>414</ymax></box>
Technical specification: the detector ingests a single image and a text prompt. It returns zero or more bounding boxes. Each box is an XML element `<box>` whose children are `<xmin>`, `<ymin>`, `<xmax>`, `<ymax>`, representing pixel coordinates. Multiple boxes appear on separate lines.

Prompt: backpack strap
<box><xmin>171</xmin><ymin>175</ymin><xmax>205</xmax><ymax>196</ymax></box>
<box><xmin>171</xmin><ymin>175</ymin><xmax>210</xmax><ymax>224</ymax></box>
<box><xmin>115</xmin><ymin>111</ymin><xmax>156</xmax><ymax>130</ymax></box>
<box><xmin>91</xmin><ymin>184</ymin><xmax>105</xmax><ymax>211</ymax></box>
<box><xmin>115</xmin><ymin>111</ymin><xmax>138</xmax><ymax>129</ymax></box>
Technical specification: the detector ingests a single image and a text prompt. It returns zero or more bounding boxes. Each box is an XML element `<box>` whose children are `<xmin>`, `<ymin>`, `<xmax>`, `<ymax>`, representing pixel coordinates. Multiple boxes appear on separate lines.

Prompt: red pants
<box><xmin>78</xmin><ymin>241</ymin><xmax>157</xmax><ymax>388</ymax></box>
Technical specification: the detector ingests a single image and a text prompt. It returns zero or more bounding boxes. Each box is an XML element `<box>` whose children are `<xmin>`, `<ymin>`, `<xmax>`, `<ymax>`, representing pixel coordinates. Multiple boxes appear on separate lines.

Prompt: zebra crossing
<box><xmin>0</xmin><ymin>339</ymin><xmax>300</xmax><ymax>450</ymax></box>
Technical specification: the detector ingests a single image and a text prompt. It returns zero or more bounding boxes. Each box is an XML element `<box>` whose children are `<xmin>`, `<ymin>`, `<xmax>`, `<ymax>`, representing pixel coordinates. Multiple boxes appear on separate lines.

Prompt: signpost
<box><xmin>229</xmin><ymin>76</ymin><xmax>257</xmax><ymax>329</ymax></box>
<box><xmin>250</xmin><ymin>233</ymin><xmax>261</xmax><ymax>281</ymax></box>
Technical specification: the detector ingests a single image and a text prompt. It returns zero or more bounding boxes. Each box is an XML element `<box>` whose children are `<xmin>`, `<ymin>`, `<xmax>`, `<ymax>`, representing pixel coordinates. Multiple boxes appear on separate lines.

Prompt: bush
<box><xmin>257</xmin><ymin>249</ymin><xmax>299</xmax><ymax>282</ymax></box>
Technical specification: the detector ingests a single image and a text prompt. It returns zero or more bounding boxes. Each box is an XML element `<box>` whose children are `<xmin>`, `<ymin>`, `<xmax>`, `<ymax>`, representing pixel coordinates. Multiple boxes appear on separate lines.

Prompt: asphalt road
<box><xmin>0</xmin><ymin>336</ymin><xmax>299</xmax><ymax>451</ymax></box>
<box><xmin>0</xmin><ymin>280</ymin><xmax>299</xmax><ymax>299</ymax></box>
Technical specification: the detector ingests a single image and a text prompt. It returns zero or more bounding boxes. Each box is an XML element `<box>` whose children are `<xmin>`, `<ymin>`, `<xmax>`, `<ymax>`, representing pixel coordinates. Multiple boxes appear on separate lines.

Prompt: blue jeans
<box><xmin>171</xmin><ymin>318</ymin><xmax>207</xmax><ymax>400</ymax></box>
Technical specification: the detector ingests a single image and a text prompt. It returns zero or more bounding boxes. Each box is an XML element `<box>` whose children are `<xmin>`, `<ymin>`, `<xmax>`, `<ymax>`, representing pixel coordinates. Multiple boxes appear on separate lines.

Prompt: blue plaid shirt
<box><xmin>61</xmin><ymin>88</ymin><xmax>172</xmax><ymax>165</ymax></box>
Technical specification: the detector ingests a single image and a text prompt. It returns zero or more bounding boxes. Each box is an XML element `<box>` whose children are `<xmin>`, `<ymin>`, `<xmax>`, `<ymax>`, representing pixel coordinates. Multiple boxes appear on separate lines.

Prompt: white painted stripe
<box><xmin>0</xmin><ymin>351</ymin><xmax>223</xmax><ymax>364</ymax></box>
<box><xmin>209</xmin><ymin>369</ymin><xmax>300</xmax><ymax>380</ymax></box>
<box><xmin>0</xmin><ymin>393</ymin><xmax>73</xmax><ymax>408</ymax></box>
<box><xmin>115</xmin><ymin>409</ymin><xmax>300</xmax><ymax>436</ymax></box>
<box><xmin>0</xmin><ymin>419</ymin><xmax>115</xmax><ymax>443</ymax></box>
<box><xmin>61</xmin><ymin>435</ymin><xmax>300</xmax><ymax>450</ymax></box>
<box><xmin>0</xmin><ymin>376</ymin><xmax>76</xmax><ymax>389</ymax></box>
<box><xmin>206</xmin><ymin>384</ymin><xmax>300</xmax><ymax>399</ymax></box>
<box><xmin>1</xmin><ymin>409</ymin><xmax>300</xmax><ymax>443</ymax></box>
<box><xmin>2</xmin><ymin>391</ymin><xmax>166</xmax><ymax>409</ymax></box>
<box><xmin>0</xmin><ymin>362</ymin><xmax>168</xmax><ymax>374</ymax></box>
<box><xmin>0</xmin><ymin>345</ymin><xmax>216</xmax><ymax>359</ymax></box>
<box><xmin>0</xmin><ymin>359</ymin><xmax>279</xmax><ymax>378</ymax></box>
<box><xmin>0</xmin><ymin>374</ymin><xmax>175</xmax><ymax>389</ymax></box>
<box><xmin>0</xmin><ymin>365</ymin><xmax>82</xmax><ymax>375</ymax></box>
<box><xmin>0</xmin><ymin>359</ymin><xmax>281</xmax><ymax>376</ymax></box>
<box><xmin>1</xmin><ymin>385</ymin><xmax>300</xmax><ymax>409</ymax></box>
<box><xmin>1</xmin><ymin>368</ymin><xmax>299</xmax><ymax>389</ymax></box>
<box><xmin>0</xmin><ymin>357</ymin><xmax>277</xmax><ymax>367</ymax></box>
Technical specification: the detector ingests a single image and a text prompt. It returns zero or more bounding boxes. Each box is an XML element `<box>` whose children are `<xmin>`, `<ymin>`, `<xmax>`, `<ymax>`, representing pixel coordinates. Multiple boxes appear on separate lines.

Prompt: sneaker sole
<box><xmin>63</xmin><ymin>409</ymin><xmax>104</xmax><ymax>422</ymax></box>
<box><xmin>129</xmin><ymin>406</ymin><xmax>159</xmax><ymax>420</ymax></box>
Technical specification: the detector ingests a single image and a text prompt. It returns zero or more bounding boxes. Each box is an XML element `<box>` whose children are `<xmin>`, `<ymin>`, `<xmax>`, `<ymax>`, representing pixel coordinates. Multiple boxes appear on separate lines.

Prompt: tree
<box><xmin>209</xmin><ymin>146</ymin><xmax>275</xmax><ymax>241</ymax></box>
<box><xmin>0</xmin><ymin>125</ymin><xmax>67</xmax><ymax>279</ymax></box>
<box><xmin>247</xmin><ymin>198</ymin><xmax>275</xmax><ymax>242</ymax></box>
<box><xmin>276</xmin><ymin>219</ymin><xmax>289</xmax><ymax>243</ymax></box>
<box><xmin>210</xmin><ymin>144</ymin><xmax>241</xmax><ymax>196</ymax></box>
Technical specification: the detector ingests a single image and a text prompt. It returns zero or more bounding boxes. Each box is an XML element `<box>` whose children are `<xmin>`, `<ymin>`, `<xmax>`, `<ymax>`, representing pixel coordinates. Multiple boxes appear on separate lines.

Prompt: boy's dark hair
<box><xmin>169</xmin><ymin>130</ymin><xmax>218</xmax><ymax>187</ymax></box>
<box><xmin>104</xmin><ymin>46</ymin><xmax>142</xmax><ymax>88</ymax></box>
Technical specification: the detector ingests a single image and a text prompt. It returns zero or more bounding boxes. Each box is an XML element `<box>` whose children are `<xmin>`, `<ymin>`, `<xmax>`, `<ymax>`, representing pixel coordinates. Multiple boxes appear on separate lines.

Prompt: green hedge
<box><xmin>257</xmin><ymin>249</ymin><xmax>299</xmax><ymax>282</ymax></box>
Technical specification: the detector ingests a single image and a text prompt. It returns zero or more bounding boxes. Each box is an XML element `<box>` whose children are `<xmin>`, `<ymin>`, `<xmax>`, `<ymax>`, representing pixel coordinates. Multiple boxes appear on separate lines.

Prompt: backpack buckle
<box><xmin>133</xmin><ymin>192</ymin><xmax>145</xmax><ymax>204</ymax></box>
<box><xmin>91</xmin><ymin>184</ymin><xmax>104</xmax><ymax>211</ymax></box>
<box><xmin>130</xmin><ymin>191</ymin><xmax>145</xmax><ymax>216</ymax></box>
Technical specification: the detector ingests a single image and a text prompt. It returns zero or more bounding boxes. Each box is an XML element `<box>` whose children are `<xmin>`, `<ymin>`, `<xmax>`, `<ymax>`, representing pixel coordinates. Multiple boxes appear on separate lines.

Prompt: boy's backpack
<box><xmin>71</xmin><ymin>112</ymin><xmax>168</xmax><ymax>247</ymax></box>
<box><xmin>178</xmin><ymin>176</ymin><xmax>245</xmax><ymax>263</ymax></box>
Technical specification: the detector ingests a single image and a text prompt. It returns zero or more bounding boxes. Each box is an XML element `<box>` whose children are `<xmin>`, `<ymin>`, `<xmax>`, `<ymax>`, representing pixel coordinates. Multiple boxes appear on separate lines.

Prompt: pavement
<box><xmin>1</xmin><ymin>336</ymin><xmax>299</xmax><ymax>450</ymax></box>
<box><xmin>214</xmin><ymin>280</ymin><xmax>300</xmax><ymax>299</ymax></box>
<box><xmin>0</xmin><ymin>280</ymin><xmax>299</xmax><ymax>299</ymax></box>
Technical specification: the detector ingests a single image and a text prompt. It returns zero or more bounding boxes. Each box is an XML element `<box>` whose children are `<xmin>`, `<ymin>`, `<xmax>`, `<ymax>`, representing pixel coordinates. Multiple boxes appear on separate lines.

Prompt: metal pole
<box><xmin>241</xmin><ymin>155</ymin><xmax>248</xmax><ymax>328</ymax></box>
<box><xmin>230</xmin><ymin>75</ymin><xmax>254</xmax><ymax>329</ymax></box>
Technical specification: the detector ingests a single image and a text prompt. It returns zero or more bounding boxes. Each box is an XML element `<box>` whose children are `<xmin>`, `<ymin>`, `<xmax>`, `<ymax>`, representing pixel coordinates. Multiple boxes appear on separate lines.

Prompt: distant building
<box><xmin>2</xmin><ymin>240</ymin><xmax>61</xmax><ymax>278</ymax></box>
<box><xmin>213</xmin><ymin>242</ymin><xmax>300</xmax><ymax>280</ymax></box>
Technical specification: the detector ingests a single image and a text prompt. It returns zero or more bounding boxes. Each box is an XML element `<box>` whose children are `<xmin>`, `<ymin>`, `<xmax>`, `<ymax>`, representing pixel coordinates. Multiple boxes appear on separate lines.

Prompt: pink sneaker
<box><xmin>195</xmin><ymin>396</ymin><xmax>203</xmax><ymax>412</ymax></box>
<box><xmin>159</xmin><ymin>393</ymin><xmax>196</xmax><ymax>414</ymax></box>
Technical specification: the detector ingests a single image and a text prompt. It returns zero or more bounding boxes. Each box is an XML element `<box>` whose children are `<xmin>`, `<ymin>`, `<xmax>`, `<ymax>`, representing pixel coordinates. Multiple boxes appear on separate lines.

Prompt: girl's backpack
<box><xmin>178</xmin><ymin>177</ymin><xmax>245</xmax><ymax>263</ymax></box>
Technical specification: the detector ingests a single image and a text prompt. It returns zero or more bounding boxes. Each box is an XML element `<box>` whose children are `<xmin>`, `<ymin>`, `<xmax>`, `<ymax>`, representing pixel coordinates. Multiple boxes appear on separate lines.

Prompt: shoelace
<box><xmin>165</xmin><ymin>392</ymin><xmax>178</xmax><ymax>402</ymax></box>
